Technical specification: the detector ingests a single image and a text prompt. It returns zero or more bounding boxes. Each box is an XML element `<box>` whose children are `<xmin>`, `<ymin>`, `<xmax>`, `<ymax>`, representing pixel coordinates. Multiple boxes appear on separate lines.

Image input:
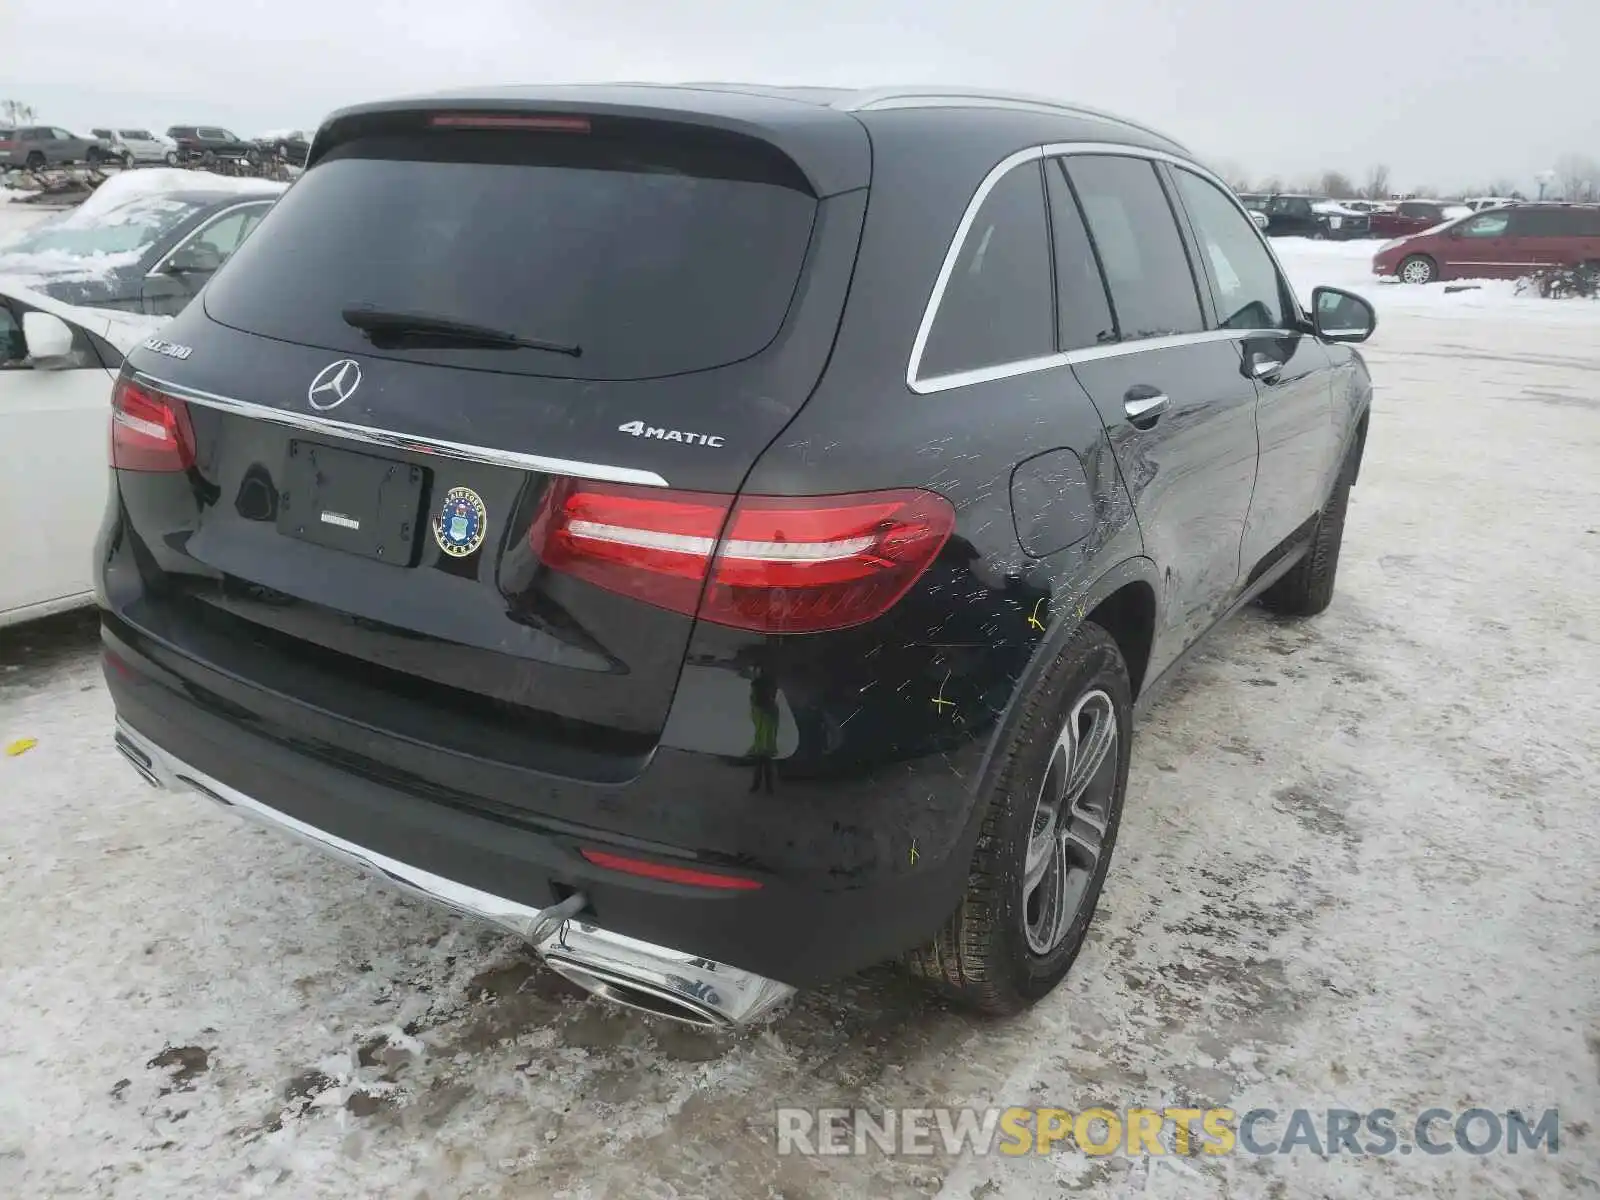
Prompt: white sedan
<box><xmin>0</xmin><ymin>279</ymin><xmax>164</xmax><ymax>628</ymax></box>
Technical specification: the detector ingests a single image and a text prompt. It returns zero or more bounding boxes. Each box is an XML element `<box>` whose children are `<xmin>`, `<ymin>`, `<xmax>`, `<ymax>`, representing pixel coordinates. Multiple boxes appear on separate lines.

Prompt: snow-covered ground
<box><xmin>1</xmin><ymin>236</ymin><xmax>1597</xmax><ymax>1200</ymax></box>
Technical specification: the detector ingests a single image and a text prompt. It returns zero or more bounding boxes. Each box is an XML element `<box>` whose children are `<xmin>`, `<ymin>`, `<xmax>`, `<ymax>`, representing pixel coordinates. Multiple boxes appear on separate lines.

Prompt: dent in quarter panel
<box><xmin>1010</xmin><ymin>448</ymin><xmax>1093</xmax><ymax>557</ymax></box>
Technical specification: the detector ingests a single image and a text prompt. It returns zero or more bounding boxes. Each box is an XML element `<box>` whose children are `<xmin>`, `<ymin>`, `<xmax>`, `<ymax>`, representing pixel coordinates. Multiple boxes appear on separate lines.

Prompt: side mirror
<box><xmin>164</xmin><ymin>244</ymin><xmax>223</xmax><ymax>276</ymax></box>
<box><xmin>1311</xmin><ymin>287</ymin><xmax>1376</xmax><ymax>344</ymax></box>
<box><xmin>22</xmin><ymin>311</ymin><xmax>77</xmax><ymax>368</ymax></box>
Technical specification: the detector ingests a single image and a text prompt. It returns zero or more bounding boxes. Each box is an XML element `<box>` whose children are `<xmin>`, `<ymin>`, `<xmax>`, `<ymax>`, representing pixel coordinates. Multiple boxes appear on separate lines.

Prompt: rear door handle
<box><xmin>1123</xmin><ymin>390</ymin><xmax>1169</xmax><ymax>426</ymax></box>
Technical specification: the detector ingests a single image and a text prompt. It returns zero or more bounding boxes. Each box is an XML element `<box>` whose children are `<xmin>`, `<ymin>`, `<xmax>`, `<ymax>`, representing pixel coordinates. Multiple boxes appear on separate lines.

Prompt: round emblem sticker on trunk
<box><xmin>433</xmin><ymin>486</ymin><xmax>488</xmax><ymax>557</ymax></box>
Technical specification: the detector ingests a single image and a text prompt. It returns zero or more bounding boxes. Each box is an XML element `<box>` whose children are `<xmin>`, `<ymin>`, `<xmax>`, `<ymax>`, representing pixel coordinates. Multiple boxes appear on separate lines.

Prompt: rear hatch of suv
<box><xmin>104</xmin><ymin>97</ymin><xmax>871</xmax><ymax>817</ymax></box>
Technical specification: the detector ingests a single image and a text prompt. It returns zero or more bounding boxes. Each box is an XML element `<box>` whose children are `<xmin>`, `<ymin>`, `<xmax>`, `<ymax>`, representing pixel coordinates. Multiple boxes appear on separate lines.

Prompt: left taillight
<box><xmin>111</xmin><ymin>377</ymin><xmax>195</xmax><ymax>472</ymax></box>
<box><xmin>533</xmin><ymin>480</ymin><xmax>955</xmax><ymax>634</ymax></box>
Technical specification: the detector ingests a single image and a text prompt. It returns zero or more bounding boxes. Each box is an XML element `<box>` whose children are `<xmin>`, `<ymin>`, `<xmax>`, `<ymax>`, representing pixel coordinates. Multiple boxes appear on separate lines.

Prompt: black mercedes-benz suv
<box><xmin>99</xmin><ymin>84</ymin><xmax>1375</xmax><ymax>1026</ymax></box>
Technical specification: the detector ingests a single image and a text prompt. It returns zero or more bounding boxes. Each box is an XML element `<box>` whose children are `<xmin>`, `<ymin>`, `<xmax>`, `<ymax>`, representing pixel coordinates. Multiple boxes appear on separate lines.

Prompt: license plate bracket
<box><xmin>276</xmin><ymin>440</ymin><xmax>426</xmax><ymax>566</ymax></box>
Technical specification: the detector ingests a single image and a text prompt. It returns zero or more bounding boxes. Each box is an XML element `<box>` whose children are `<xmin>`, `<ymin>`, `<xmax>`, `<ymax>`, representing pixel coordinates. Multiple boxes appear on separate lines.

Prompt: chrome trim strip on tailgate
<box><xmin>137</xmin><ymin>372</ymin><xmax>671</xmax><ymax>488</ymax></box>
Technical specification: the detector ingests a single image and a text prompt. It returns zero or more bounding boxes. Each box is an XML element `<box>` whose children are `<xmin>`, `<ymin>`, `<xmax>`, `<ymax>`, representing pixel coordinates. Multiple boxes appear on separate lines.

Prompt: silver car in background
<box><xmin>89</xmin><ymin>128</ymin><xmax>180</xmax><ymax>167</ymax></box>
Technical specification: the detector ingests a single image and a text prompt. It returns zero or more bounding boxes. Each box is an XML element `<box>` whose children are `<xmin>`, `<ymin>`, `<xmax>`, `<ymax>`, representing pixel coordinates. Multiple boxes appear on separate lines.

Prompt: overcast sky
<box><xmin>4</xmin><ymin>0</ymin><xmax>1596</xmax><ymax>192</ymax></box>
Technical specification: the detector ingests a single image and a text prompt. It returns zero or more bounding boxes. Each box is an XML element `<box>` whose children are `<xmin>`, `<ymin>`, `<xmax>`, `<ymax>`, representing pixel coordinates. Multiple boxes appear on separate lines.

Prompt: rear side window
<box><xmin>1043</xmin><ymin>160</ymin><xmax>1116</xmax><ymax>350</ymax></box>
<box><xmin>918</xmin><ymin>161</ymin><xmax>1055</xmax><ymax>379</ymax></box>
<box><xmin>1170</xmin><ymin>167</ymin><xmax>1287</xmax><ymax>331</ymax></box>
<box><xmin>1064</xmin><ymin>155</ymin><xmax>1204</xmax><ymax>341</ymax></box>
<box><xmin>203</xmin><ymin>127</ymin><xmax>820</xmax><ymax>381</ymax></box>
<box><xmin>1511</xmin><ymin>209</ymin><xmax>1561</xmax><ymax>236</ymax></box>
<box><xmin>1514</xmin><ymin>208</ymin><xmax>1600</xmax><ymax>236</ymax></box>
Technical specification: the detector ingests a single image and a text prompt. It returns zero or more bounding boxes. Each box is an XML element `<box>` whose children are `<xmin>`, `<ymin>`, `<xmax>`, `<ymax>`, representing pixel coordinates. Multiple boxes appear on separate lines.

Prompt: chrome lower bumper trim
<box><xmin>113</xmin><ymin>719</ymin><xmax>794</xmax><ymax>1026</ymax></box>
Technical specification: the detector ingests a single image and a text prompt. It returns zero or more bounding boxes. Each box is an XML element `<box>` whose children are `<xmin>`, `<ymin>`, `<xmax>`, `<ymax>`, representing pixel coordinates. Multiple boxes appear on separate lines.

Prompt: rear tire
<box><xmin>907</xmin><ymin>622</ymin><xmax>1132</xmax><ymax>1015</ymax></box>
<box><xmin>165</xmin><ymin>150</ymin><xmax>178</xmax><ymax>166</ymax></box>
<box><xmin>1399</xmin><ymin>254</ymin><xmax>1437</xmax><ymax>285</ymax></box>
<box><xmin>24</xmin><ymin>151</ymin><xmax>44</xmax><ymax>170</ymax></box>
<box><xmin>1259</xmin><ymin>459</ymin><xmax>1352</xmax><ymax>618</ymax></box>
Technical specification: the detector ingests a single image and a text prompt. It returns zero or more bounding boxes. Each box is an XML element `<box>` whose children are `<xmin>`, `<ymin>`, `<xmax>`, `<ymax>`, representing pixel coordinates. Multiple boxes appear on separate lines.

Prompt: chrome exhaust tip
<box><xmin>114</xmin><ymin>718</ymin><xmax>795</xmax><ymax>1028</ymax></box>
<box><xmin>535</xmin><ymin>922</ymin><xmax>795</xmax><ymax>1028</ymax></box>
<box><xmin>114</xmin><ymin>730</ymin><xmax>165</xmax><ymax>788</ymax></box>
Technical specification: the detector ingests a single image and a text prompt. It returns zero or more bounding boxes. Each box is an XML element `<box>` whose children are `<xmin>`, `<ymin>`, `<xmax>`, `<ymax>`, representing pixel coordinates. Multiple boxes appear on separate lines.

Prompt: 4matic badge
<box><xmin>617</xmin><ymin>421</ymin><xmax>724</xmax><ymax>448</ymax></box>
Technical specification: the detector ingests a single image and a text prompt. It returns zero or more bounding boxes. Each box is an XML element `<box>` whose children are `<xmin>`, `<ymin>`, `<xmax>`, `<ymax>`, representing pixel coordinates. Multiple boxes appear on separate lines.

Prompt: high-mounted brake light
<box><xmin>533</xmin><ymin>481</ymin><xmax>955</xmax><ymax>634</ymax></box>
<box><xmin>579</xmin><ymin>848</ymin><xmax>763</xmax><ymax>890</ymax></box>
<box><xmin>428</xmin><ymin>113</ymin><xmax>591</xmax><ymax>133</ymax></box>
<box><xmin>111</xmin><ymin>377</ymin><xmax>195</xmax><ymax>472</ymax></box>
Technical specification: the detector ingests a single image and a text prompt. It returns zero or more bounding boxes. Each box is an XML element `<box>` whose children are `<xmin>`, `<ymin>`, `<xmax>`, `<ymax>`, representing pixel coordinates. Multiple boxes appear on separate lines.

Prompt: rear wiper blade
<box><xmin>341</xmin><ymin>307</ymin><xmax>581</xmax><ymax>357</ymax></box>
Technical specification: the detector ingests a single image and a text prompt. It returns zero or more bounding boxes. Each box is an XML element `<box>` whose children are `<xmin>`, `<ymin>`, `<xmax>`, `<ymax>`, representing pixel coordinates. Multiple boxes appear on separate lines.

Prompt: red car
<box><xmin>1366</xmin><ymin>200</ymin><xmax>1458</xmax><ymax>239</ymax></box>
<box><xmin>1372</xmin><ymin>203</ymin><xmax>1600</xmax><ymax>284</ymax></box>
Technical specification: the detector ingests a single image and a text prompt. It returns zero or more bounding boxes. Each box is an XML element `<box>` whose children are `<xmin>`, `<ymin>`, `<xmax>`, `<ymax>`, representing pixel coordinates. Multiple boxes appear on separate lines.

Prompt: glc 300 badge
<box><xmin>433</xmin><ymin>486</ymin><xmax>487</xmax><ymax>557</ymax></box>
<box><xmin>142</xmin><ymin>337</ymin><xmax>193</xmax><ymax>360</ymax></box>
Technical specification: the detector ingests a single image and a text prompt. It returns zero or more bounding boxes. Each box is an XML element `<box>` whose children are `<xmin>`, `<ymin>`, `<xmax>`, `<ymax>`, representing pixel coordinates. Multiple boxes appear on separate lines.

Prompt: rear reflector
<box><xmin>579</xmin><ymin>848</ymin><xmax>763</xmax><ymax>890</ymax></box>
<box><xmin>429</xmin><ymin>113</ymin><xmax>591</xmax><ymax>133</ymax></box>
<box><xmin>533</xmin><ymin>481</ymin><xmax>954</xmax><ymax>634</ymax></box>
<box><xmin>111</xmin><ymin>377</ymin><xmax>195</xmax><ymax>472</ymax></box>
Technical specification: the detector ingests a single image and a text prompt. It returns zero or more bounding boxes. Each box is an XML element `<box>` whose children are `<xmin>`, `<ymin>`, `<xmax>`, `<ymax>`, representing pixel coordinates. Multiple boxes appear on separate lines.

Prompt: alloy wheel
<box><xmin>1022</xmin><ymin>688</ymin><xmax>1118</xmax><ymax>955</ymax></box>
<box><xmin>1401</xmin><ymin>258</ymin><xmax>1434</xmax><ymax>284</ymax></box>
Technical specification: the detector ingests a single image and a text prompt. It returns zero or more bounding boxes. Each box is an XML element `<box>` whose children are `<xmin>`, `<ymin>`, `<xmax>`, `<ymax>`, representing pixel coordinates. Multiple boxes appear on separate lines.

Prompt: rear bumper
<box><xmin>114</xmin><ymin>717</ymin><xmax>794</xmax><ymax>1024</ymax></box>
<box><xmin>103</xmin><ymin>625</ymin><xmax>972</xmax><ymax>991</ymax></box>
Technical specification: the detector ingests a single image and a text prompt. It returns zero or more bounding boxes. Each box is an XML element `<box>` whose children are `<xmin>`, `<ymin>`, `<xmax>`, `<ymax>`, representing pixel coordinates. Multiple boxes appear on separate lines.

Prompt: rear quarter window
<box><xmin>201</xmin><ymin>128</ymin><xmax>820</xmax><ymax>382</ymax></box>
<box><xmin>917</xmin><ymin>160</ymin><xmax>1055</xmax><ymax>379</ymax></box>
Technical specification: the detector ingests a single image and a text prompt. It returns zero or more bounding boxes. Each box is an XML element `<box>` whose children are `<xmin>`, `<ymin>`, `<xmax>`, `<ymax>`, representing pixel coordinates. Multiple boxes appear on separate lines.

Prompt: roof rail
<box><xmin>835</xmin><ymin>87</ymin><xmax>1186</xmax><ymax>150</ymax></box>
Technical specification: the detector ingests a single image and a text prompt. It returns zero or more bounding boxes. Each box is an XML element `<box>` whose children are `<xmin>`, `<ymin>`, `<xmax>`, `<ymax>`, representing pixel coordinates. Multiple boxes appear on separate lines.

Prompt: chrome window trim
<box><xmin>913</xmin><ymin>329</ymin><xmax>1303</xmax><ymax>394</ymax></box>
<box><xmin>136</xmin><ymin>372</ymin><xmax>672</xmax><ymax>488</ymax></box>
<box><xmin>146</xmin><ymin>199</ymin><xmax>275</xmax><ymax>278</ymax></box>
<box><xmin>906</xmin><ymin>142</ymin><xmax>1307</xmax><ymax>395</ymax></box>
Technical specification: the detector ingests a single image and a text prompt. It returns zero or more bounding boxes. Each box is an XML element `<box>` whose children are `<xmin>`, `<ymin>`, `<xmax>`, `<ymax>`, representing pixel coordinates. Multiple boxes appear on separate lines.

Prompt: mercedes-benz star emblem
<box><xmin>307</xmin><ymin>359</ymin><xmax>362</xmax><ymax>411</ymax></box>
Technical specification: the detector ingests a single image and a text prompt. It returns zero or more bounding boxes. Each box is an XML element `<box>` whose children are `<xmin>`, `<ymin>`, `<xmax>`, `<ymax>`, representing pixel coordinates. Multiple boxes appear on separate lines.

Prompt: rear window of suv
<box><xmin>201</xmin><ymin>126</ymin><xmax>820</xmax><ymax>381</ymax></box>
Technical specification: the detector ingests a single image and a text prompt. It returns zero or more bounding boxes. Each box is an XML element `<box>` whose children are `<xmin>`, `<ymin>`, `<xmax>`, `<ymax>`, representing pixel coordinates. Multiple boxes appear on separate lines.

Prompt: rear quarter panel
<box><xmin>655</xmin><ymin>109</ymin><xmax>1149</xmax><ymax>888</ymax></box>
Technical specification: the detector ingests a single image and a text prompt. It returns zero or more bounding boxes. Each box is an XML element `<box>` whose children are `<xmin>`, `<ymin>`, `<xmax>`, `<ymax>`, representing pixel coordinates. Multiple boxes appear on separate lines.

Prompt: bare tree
<box><xmin>1363</xmin><ymin>164</ymin><xmax>1391</xmax><ymax>200</ymax></box>
<box><xmin>1208</xmin><ymin>158</ymin><xmax>1252</xmax><ymax>192</ymax></box>
<box><xmin>1319</xmin><ymin>170</ymin><xmax>1356</xmax><ymax>199</ymax></box>
<box><xmin>1555</xmin><ymin>154</ymin><xmax>1600</xmax><ymax>202</ymax></box>
<box><xmin>1257</xmin><ymin>175</ymin><xmax>1284</xmax><ymax>195</ymax></box>
<box><xmin>1486</xmin><ymin>177</ymin><xmax>1518</xmax><ymax>198</ymax></box>
<box><xmin>1</xmin><ymin>99</ymin><xmax>37</xmax><ymax>125</ymax></box>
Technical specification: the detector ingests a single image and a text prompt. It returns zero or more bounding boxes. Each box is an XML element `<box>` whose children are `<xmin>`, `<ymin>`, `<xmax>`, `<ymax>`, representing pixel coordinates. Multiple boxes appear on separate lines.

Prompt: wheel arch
<box><xmin>936</xmin><ymin>554</ymin><xmax>1161</xmax><ymax>928</ymax></box>
<box><xmin>967</xmin><ymin>555</ymin><xmax>1161</xmax><ymax>805</ymax></box>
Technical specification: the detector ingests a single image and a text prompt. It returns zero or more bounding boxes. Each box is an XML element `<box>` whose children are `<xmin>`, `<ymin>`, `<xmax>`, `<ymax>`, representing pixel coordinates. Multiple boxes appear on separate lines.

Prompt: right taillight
<box><xmin>111</xmin><ymin>377</ymin><xmax>195</xmax><ymax>472</ymax></box>
<box><xmin>534</xmin><ymin>480</ymin><xmax>954</xmax><ymax>634</ymax></box>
